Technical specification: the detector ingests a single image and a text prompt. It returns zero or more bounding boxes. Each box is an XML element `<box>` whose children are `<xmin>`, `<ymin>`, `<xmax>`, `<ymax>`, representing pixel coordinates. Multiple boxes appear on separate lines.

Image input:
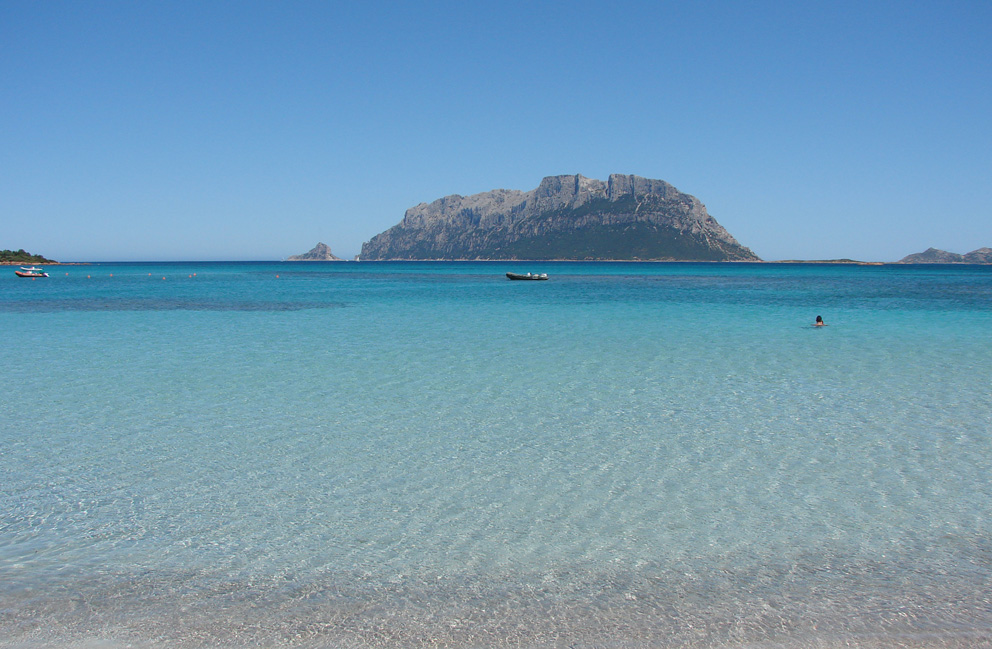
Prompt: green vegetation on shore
<box><xmin>1</xmin><ymin>249</ymin><xmax>56</xmax><ymax>264</ymax></box>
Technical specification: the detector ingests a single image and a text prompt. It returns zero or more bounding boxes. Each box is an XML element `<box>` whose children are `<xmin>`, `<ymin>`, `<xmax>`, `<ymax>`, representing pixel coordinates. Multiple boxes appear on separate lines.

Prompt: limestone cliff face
<box><xmin>360</xmin><ymin>174</ymin><xmax>758</xmax><ymax>261</ymax></box>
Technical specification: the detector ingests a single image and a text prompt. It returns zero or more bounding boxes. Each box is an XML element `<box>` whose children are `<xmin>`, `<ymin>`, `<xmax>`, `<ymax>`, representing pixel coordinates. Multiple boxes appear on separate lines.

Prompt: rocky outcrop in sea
<box><xmin>287</xmin><ymin>242</ymin><xmax>343</xmax><ymax>261</ymax></box>
<box><xmin>360</xmin><ymin>174</ymin><xmax>759</xmax><ymax>261</ymax></box>
<box><xmin>898</xmin><ymin>247</ymin><xmax>992</xmax><ymax>263</ymax></box>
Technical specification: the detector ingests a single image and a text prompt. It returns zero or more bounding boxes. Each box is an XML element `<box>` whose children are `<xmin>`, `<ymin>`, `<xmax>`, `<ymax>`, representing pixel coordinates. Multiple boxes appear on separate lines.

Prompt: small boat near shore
<box><xmin>506</xmin><ymin>272</ymin><xmax>548</xmax><ymax>281</ymax></box>
<box><xmin>15</xmin><ymin>266</ymin><xmax>49</xmax><ymax>278</ymax></box>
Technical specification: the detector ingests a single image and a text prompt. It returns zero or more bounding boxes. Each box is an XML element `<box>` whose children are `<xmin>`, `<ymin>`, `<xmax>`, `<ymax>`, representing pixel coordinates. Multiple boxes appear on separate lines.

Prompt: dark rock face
<box><xmin>287</xmin><ymin>242</ymin><xmax>343</xmax><ymax>261</ymax></box>
<box><xmin>360</xmin><ymin>174</ymin><xmax>759</xmax><ymax>261</ymax></box>
<box><xmin>898</xmin><ymin>247</ymin><xmax>992</xmax><ymax>263</ymax></box>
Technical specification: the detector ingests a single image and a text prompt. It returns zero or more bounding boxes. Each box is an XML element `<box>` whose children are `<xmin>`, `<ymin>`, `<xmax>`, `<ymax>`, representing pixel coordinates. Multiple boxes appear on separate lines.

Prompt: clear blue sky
<box><xmin>3</xmin><ymin>0</ymin><xmax>990</xmax><ymax>261</ymax></box>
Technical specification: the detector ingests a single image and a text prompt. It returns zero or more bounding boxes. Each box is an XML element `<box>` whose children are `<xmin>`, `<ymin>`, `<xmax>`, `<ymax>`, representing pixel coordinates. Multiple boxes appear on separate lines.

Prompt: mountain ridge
<box><xmin>360</xmin><ymin>174</ymin><xmax>758</xmax><ymax>261</ymax></box>
<box><xmin>898</xmin><ymin>247</ymin><xmax>992</xmax><ymax>264</ymax></box>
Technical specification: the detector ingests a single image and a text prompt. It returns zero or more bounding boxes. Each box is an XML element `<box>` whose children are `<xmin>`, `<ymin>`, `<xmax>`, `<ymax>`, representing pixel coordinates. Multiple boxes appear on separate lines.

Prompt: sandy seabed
<box><xmin>2</xmin><ymin>568</ymin><xmax>990</xmax><ymax>649</ymax></box>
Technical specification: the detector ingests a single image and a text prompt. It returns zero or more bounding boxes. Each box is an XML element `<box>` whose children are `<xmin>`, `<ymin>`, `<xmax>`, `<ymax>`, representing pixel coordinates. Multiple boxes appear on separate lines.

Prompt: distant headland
<box><xmin>897</xmin><ymin>247</ymin><xmax>992</xmax><ymax>264</ymax></box>
<box><xmin>359</xmin><ymin>174</ymin><xmax>759</xmax><ymax>262</ymax></box>
<box><xmin>1</xmin><ymin>249</ymin><xmax>57</xmax><ymax>265</ymax></box>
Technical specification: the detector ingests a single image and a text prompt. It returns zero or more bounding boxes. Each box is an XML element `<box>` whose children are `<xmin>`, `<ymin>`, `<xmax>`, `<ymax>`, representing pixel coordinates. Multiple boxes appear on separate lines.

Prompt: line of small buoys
<box><xmin>62</xmin><ymin>271</ymin><xmax>204</xmax><ymax>279</ymax></box>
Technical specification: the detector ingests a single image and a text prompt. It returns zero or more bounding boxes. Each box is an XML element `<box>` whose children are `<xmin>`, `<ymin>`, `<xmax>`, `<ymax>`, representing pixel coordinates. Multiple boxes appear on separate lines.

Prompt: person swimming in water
<box><xmin>814</xmin><ymin>315</ymin><xmax>825</xmax><ymax>326</ymax></box>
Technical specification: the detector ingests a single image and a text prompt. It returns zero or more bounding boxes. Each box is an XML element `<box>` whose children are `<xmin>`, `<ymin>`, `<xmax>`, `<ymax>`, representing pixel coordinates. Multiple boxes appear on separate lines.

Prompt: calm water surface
<box><xmin>1</xmin><ymin>261</ymin><xmax>990</xmax><ymax>648</ymax></box>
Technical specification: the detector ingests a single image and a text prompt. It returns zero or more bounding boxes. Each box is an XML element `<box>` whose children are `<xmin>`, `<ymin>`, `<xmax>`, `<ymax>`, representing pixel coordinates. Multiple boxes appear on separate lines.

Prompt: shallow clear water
<box><xmin>1</xmin><ymin>261</ymin><xmax>990</xmax><ymax>648</ymax></box>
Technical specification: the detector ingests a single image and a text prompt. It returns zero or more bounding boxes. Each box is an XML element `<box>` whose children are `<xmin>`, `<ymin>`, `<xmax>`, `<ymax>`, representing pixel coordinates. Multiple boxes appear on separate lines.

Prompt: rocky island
<box><xmin>898</xmin><ymin>247</ymin><xmax>992</xmax><ymax>264</ymax></box>
<box><xmin>360</xmin><ymin>174</ymin><xmax>758</xmax><ymax>261</ymax></box>
<box><xmin>286</xmin><ymin>242</ymin><xmax>344</xmax><ymax>261</ymax></box>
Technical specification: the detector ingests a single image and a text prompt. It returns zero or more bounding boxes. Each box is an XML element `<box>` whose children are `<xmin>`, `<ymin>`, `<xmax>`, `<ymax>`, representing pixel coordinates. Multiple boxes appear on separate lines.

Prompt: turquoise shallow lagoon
<box><xmin>1</xmin><ymin>261</ymin><xmax>991</xmax><ymax>648</ymax></box>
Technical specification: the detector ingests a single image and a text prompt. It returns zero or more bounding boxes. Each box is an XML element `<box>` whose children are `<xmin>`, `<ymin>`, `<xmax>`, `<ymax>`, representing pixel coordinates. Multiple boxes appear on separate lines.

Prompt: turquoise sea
<box><xmin>1</xmin><ymin>261</ymin><xmax>990</xmax><ymax>648</ymax></box>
